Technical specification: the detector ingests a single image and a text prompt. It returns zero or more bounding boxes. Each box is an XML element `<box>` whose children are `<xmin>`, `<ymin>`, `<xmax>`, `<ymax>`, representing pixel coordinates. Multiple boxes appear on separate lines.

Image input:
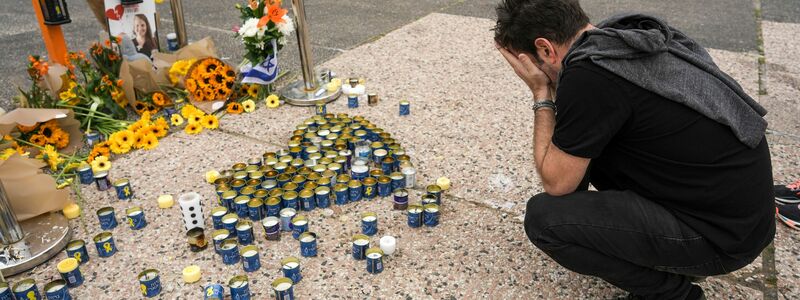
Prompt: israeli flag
<box><xmin>241</xmin><ymin>40</ymin><xmax>279</xmax><ymax>85</ymax></box>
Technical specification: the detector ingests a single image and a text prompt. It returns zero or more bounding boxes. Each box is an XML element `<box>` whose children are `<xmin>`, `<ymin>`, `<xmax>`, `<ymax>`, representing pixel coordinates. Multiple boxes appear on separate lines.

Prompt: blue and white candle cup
<box><xmin>426</xmin><ymin>184</ymin><xmax>443</xmax><ymax>205</ymax></box>
<box><xmin>93</xmin><ymin>232</ymin><xmax>116</xmax><ymax>258</ymax></box>
<box><xmin>65</xmin><ymin>239</ymin><xmax>90</xmax><ymax>264</ymax></box>
<box><xmin>271</xmin><ymin>277</ymin><xmax>294</xmax><ymax>300</ymax></box>
<box><xmin>263</xmin><ymin>216</ymin><xmax>281</xmax><ymax>241</ymax></box>
<box><xmin>283</xmin><ymin>191</ymin><xmax>300</xmax><ymax>211</ymax></box>
<box><xmin>390</xmin><ymin>172</ymin><xmax>405</xmax><ymax>191</ymax></box>
<box><xmin>221</xmin><ymin>191</ymin><xmax>237</xmax><ymax>212</ymax></box>
<box><xmin>222</xmin><ymin>214</ymin><xmax>239</xmax><ymax>238</ymax></box>
<box><xmin>362</xmin><ymin>177</ymin><xmax>378</xmax><ymax>200</ymax></box>
<box><xmin>377</xmin><ymin>176</ymin><xmax>392</xmax><ymax>197</ymax></box>
<box><xmin>166</xmin><ymin>33</ymin><xmax>179</xmax><ymax>51</ymax></box>
<box><xmin>316</xmin><ymin>102</ymin><xmax>327</xmax><ymax>116</ymax></box>
<box><xmin>56</xmin><ymin>258</ymin><xmax>83</xmax><ymax>288</ymax></box>
<box><xmin>43</xmin><ymin>280</ymin><xmax>71</xmax><ymax>300</ymax></box>
<box><xmin>381</xmin><ymin>157</ymin><xmax>395</xmax><ymax>175</ymax></box>
<box><xmin>211</xmin><ymin>207</ymin><xmax>228</xmax><ymax>230</ymax></box>
<box><xmin>94</xmin><ymin>171</ymin><xmax>111</xmax><ymax>191</ymax></box>
<box><xmin>365</xmin><ymin>248</ymin><xmax>384</xmax><ymax>274</ymax></box>
<box><xmin>0</xmin><ymin>281</ymin><xmax>12</xmax><ymax>300</ymax></box>
<box><xmin>77</xmin><ymin>164</ymin><xmax>94</xmax><ymax>185</ymax></box>
<box><xmin>138</xmin><ymin>269</ymin><xmax>162</xmax><ymax>298</ymax></box>
<box><xmin>291</xmin><ymin>215</ymin><xmax>308</xmax><ymax>240</ymax></box>
<box><xmin>299</xmin><ymin>189</ymin><xmax>316</xmax><ymax>211</ymax></box>
<box><xmin>96</xmin><ymin>207</ymin><xmax>117</xmax><ymax>230</ymax></box>
<box><xmin>350</xmin><ymin>163</ymin><xmax>369</xmax><ymax>181</ymax></box>
<box><xmin>348</xmin><ymin>180</ymin><xmax>363</xmax><ymax>202</ymax></box>
<box><xmin>114</xmin><ymin>179</ymin><xmax>133</xmax><ymax>200</ymax></box>
<box><xmin>228</xmin><ymin>275</ymin><xmax>250</xmax><ymax>300</ymax></box>
<box><xmin>220</xmin><ymin>239</ymin><xmax>240</xmax><ymax>265</ymax></box>
<box><xmin>347</xmin><ymin>94</ymin><xmax>359</xmax><ymax>108</ymax></box>
<box><xmin>361</xmin><ymin>212</ymin><xmax>378</xmax><ymax>236</ymax></box>
<box><xmin>407</xmin><ymin>205</ymin><xmax>423</xmax><ymax>228</ymax></box>
<box><xmin>333</xmin><ymin>184</ymin><xmax>349</xmax><ymax>205</ymax></box>
<box><xmin>234</xmin><ymin>196</ymin><xmax>251</xmax><ymax>218</ymax></box>
<box><xmin>240</xmin><ymin>245</ymin><xmax>261</xmax><ymax>272</ymax></box>
<box><xmin>236</xmin><ymin>220</ymin><xmax>255</xmax><ymax>245</ymax></box>
<box><xmin>281</xmin><ymin>257</ymin><xmax>302</xmax><ymax>284</ymax></box>
<box><xmin>393</xmin><ymin>189</ymin><xmax>409</xmax><ymax>210</ymax></box>
<box><xmin>352</xmin><ymin>234</ymin><xmax>369</xmax><ymax>260</ymax></box>
<box><xmin>423</xmin><ymin>204</ymin><xmax>440</xmax><ymax>227</ymax></box>
<box><xmin>299</xmin><ymin>232</ymin><xmax>318</xmax><ymax>257</ymax></box>
<box><xmin>203</xmin><ymin>284</ymin><xmax>224</xmax><ymax>300</ymax></box>
<box><xmin>212</xmin><ymin>229</ymin><xmax>230</xmax><ymax>254</ymax></box>
<box><xmin>85</xmin><ymin>131</ymin><xmax>102</xmax><ymax>147</ymax></box>
<box><xmin>126</xmin><ymin>207</ymin><xmax>147</xmax><ymax>230</ymax></box>
<box><xmin>12</xmin><ymin>279</ymin><xmax>40</xmax><ymax>300</ymax></box>
<box><xmin>265</xmin><ymin>197</ymin><xmax>282</xmax><ymax>218</ymax></box>
<box><xmin>247</xmin><ymin>199</ymin><xmax>263</xmax><ymax>221</ymax></box>
<box><xmin>314</xmin><ymin>186</ymin><xmax>331</xmax><ymax>208</ymax></box>
<box><xmin>279</xmin><ymin>208</ymin><xmax>296</xmax><ymax>232</ymax></box>
<box><xmin>399</xmin><ymin>100</ymin><xmax>410</xmax><ymax>116</ymax></box>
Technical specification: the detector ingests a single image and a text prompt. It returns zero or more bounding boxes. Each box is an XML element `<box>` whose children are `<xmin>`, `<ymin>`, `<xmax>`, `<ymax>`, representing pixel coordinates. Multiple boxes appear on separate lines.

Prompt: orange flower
<box><xmin>16</xmin><ymin>123</ymin><xmax>38</xmax><ymax>134</ymax></box>
<box><xmin>226</xmin><ymin>102</ymin><xmax>244</xmax><ymax>114</ymax></box>
<box><xmin>104</xmin><ymin>39</ymin><xmax>111</xmax><ymax>47</ymax></box>
<box><xmin>152</xmin><ymin>92</ymin><xmax>167</xmax><ymax>106</ymax></box>
<box><xmin>29</xmin><ymin>134</ymin><xmax>47</xmax><ymax>146</ymax></box>
<box><xmin>186</xmin><ymin>78</ymin><xmax>198</xmax><ymax>92</ymax></box>
<box><xmin>258</xmin><ymin>4</ymin><xmax>287</xmax><ymax>27</ymax></box>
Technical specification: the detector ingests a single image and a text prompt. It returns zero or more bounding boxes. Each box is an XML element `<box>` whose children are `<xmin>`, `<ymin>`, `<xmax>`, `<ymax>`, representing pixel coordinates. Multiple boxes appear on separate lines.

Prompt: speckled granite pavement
<box><xmin>5</xmin><ymin>12</ymin><xmax>800</xmax><ymax>299</ymax></box>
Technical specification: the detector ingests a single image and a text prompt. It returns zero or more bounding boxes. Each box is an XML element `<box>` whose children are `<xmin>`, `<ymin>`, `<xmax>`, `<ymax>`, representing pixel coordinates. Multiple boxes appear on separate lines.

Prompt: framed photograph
<box><xmin>104</xmin><ymin>0</ymin><xmax>159</xmax><ymax>60</ymax></box>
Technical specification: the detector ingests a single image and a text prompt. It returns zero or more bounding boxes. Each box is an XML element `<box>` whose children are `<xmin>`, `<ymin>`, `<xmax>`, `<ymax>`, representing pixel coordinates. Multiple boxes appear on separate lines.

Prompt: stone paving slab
<box><xmin>763</xmin><ymin>0</ymin><xmax>800</xmax><ymax>23</ymax></box>
<box><xmin>762</xmin><ymin>21</ymin><xmax>800</xmax><ymax>136</ymax></box>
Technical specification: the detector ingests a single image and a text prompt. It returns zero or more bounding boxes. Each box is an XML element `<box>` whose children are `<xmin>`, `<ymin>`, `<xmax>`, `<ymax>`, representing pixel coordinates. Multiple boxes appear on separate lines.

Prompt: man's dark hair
<box><xmin>494</xmin><ymin>0</ymin><xmax>590</xmax><ymax>61</ymax></box>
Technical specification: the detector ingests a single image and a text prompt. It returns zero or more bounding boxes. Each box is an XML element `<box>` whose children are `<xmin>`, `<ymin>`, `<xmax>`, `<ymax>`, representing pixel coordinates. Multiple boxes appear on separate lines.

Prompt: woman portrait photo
<box><xmin>132</xmin><ymin>14</ymin><xmax>157</xmax><ymax>58</ymax></box>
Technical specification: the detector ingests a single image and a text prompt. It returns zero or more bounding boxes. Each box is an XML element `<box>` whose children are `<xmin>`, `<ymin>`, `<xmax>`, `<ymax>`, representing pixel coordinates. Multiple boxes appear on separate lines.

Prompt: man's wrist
<box><xmin>533</xmin><ymin>88</ymin><xmax>551</xmax><ymax>102</ymax></box>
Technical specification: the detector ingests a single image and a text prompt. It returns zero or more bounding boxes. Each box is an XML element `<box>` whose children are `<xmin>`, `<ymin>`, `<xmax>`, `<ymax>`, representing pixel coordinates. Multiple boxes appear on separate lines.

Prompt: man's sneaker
<box><xmin>775</xmin><ymin>179</ymin><xmax>800</xmax><ymax>204</ymax></box>
<box><xmin>777</xmin><ymin>204</ymin><xmax>800</xmax><ymax>230</ymax></box>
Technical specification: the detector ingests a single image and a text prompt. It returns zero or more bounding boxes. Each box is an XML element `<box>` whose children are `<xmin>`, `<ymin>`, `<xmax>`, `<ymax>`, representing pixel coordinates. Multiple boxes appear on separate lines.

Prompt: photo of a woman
<box><xmin>132</xmin><ymin>14</ymin><xmax>157</xmax><ymax>58</ymax></box>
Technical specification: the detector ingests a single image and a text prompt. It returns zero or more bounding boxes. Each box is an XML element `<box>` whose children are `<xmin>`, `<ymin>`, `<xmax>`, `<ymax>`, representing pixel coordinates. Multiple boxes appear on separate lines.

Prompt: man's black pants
<box><xmin>524</xmin><ymin>190</ymin><xmax>758</xmax><ymax>299</ymax></box>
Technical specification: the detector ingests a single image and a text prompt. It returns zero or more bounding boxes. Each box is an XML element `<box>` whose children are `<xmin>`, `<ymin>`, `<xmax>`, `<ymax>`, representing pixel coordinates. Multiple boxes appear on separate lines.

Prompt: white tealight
<box><xmin>366</xmin><ymin>253</ymin><xmax>381</xmax><ymax>259</ymax></box>
<box><xmin>264</xmin><ymin>219</ymin><xmax>279</xmax><ymax>227</ymax></box>
<box><xmin>283</xmin><ymin>262</ymin><xmax>299</xmax><ymax>269</ymax></box>
<box><xmin>46</xmin><ymin>284</ymin><xmax>65</xmax><ymax>293</ymax></box>
<box><xmin>379</xmin><ymin>236</ymin><xmax>397</xmax><ymax>255</ymax></box>
<box><xmin>293</xmin><ymin>220</ymin><xmax>307</xmax><ymax>226</ymax></box>
<box><xmin>300</xmin><ymin>236</ymin><xmax>315</xmax><ymax>243</ymax></box>
<box><xmin>243</xmin><ymin>250</ymin><xmax>257</xmax><ymax>257</ymax></box>
<box><xmin>275</xmin><ymin>282</ymin><xmax>292</xmax><ymax>291</ymax></box>
<box><xmin>362</xmin><ymin>216</ymin><xmax>377</xmax><ymax>222</ymax></box>
<box><xmin>129</xmin><ymin>211</ymin><xmax>142</xmax><ymax>216</ymax></box>
<box><xmin>354</xmin><ymin>239</ymin><xmax>369</xmax><ymax>246</ymax></box>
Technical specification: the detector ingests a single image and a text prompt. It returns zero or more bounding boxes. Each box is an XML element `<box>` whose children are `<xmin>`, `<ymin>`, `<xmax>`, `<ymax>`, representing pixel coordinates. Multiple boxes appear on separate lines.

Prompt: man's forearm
<box><xmin>533</xmin><ymin>107</ymin><xmax>556</xmax><ymax>177</ymax></box>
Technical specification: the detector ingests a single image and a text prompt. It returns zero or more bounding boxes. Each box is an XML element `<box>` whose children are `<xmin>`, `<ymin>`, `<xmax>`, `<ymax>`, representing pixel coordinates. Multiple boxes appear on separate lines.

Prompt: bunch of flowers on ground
<box><xmin>172</xmin><ymin>104</ymin><xmax>220</xmax><ymax>135</ymax></box>
<box><xmin>15</xmin><ymin>120</ymin><xmax>70</xmax><ymax>149</ymax></box>
<box><xmin>185</xmin><ymin>58</ymin><xmax>236</xmax><ymax>102</ymax></box>
<box><xmin>133</xmin><ymin>91</ymin><xmax>173</xmax><ymax>115</ymax></box>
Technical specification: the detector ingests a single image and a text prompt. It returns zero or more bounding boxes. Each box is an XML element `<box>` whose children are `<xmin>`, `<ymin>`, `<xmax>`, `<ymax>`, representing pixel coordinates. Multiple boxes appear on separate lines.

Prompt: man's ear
<box><xmin>534</xmin><ymin>38</ymin><xmax>556</xmax><ymax>64</ymax></box>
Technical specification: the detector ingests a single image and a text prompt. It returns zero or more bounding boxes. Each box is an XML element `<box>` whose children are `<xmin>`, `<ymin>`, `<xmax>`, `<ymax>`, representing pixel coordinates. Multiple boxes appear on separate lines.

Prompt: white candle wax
<box><xmin>379</xmin><ymin>236</ymin><xmax>396</xmax><ymax>255</ymax></box>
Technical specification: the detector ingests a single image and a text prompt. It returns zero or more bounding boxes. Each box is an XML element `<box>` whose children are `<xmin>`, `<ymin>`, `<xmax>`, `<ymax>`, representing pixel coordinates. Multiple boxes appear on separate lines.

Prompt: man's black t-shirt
<box><xmin>552</xmin><ymin>61</ymin><xmax>775</xmax><ymax>262</ymax></box>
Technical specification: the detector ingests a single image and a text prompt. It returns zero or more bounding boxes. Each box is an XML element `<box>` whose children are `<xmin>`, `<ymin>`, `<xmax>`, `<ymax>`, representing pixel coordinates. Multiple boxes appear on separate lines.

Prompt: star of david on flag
<box><xmin>241</xmin><ymin>40</ymin><xmax>279</xmax><ymax>85</ymax></box>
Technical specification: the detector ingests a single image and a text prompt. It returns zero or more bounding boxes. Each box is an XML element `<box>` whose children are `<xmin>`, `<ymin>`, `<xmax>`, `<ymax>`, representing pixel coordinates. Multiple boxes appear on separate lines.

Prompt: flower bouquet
<box><xmin>234</xmin><ymin>0</ymin><xmax>294</xmax><ymax>95</ymax></box>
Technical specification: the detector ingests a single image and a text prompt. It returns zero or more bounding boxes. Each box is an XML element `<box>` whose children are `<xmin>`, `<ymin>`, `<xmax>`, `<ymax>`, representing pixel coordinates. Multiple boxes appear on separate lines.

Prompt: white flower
<box><xmin>277</xmin><ymin>15</ymin><xmax>295</xmax><ymax>36</ymax></box>
<box><xmin>278</xmin><ymin>36</ymin><xmax>287</xmax><ymax>45</ymax></box>
<box><xmin>238</xmin><ymin>18</ymin><xmax>260</xmax><ymax>38</ymax></box>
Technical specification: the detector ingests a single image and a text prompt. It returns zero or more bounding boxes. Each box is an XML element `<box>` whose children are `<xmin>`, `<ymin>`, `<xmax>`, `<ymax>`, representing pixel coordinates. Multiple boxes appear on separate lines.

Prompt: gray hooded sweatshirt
<box><xmin>563</xmin><ymin>14</ymin><xmax>767</xmax><ymax>148</ymax></box>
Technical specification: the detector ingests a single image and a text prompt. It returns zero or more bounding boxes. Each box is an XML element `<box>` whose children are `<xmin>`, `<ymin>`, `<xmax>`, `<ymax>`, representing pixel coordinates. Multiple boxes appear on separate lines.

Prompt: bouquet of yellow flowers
<box><xmin>185</xmin><ymin>58</ymin><xmax>236</xmax><ymax>102</ymax></box>
<box><xmin>16</xmin><ymin>120</ymin><xmax>70</xmax><ymax>150</ymax></box>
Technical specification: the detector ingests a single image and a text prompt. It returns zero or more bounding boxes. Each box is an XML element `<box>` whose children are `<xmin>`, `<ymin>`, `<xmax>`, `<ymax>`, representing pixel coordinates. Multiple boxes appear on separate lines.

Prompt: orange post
<box><xmin>31</xmin><ymin>0</ymin><xmax>68</xmax><ymax>64</ymax></box>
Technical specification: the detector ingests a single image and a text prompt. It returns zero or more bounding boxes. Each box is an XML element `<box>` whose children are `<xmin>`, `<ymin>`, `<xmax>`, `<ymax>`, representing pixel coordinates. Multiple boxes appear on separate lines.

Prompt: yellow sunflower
<box><xmin>188</xmin><ymin>113</ymin><xmax>203</xmax><ymax>124</ymax></box>
<box><xmin>141</xmin><ymin>134</ymin><xmax>159</xmax><ymax>150</ymax></box>
<box><xmin>37</xmin><ymin>145</ymin><xmax>62</xmax><ymax>171</ymax></box>
<box><xmin>0</xmin><ymin>149</ymin><xmax>17</xmax><ymax>160</ymax></box>
<box><xmin>265</xmin><ymin>94</ymin><xmax>280</xmax><ymax>108</ymax></box>
<box><xmin>133</xmin><ymin>131</ymin><xmax>147</xmax><ymax>149</ymax></box>
<box><xmin>53</xmin><ymin>131</ymin><xmax>70</xmax><ymax>149</ymax></box>
<box><xmin>90</xmin><ymin>155</ymin><xmax>111</xmax><ymax>173</ymax></box>
<box><xmin>29</xmin><ymin>134</ymin><xmax>47</xmax><ymax>146</ymax></box>
<box><xmin>242</xmin><ymin>99</ymin><xmax>256</xmax><ymax>113</ymax></box>
<box><xmin>109</xmin><ymin>139</ymin><xmax>131</xmax><ymax>154</ymax></box>
<box><xmin>226</xmin><ymin>102</ymin><xmax>244</xmax><ymax>114</ymax></box>
<box><xmin>147</xmin><ymin>125</ymin><xmax>167</xmax><ymax>138</ymax></box>
<box><xmin>152</xmin><ymin>92</ymin><xmax>167</xmax><ymax>106</ymax></box>
<box><xmin>185</xmin><ymin>123</ymin><xmax>202</xmax><ymax>135</ymax></box>
<box><xmin>171</xmin><ymin>114</ymin><xmax>184</xmax><ymax>126</ymax></box>
<box><xmin>111</xmin><ymin>130</ymin><xmax>134</xmax><ymax>147</ymax></box>
<box><xmin>181</xmin><ymin>105</ymin><xmax>199</xmax><ymax>118</ymax></box>
<box><xmin>201</xmin><ymin>114</ymin><xmax>219</xmax><ymax>129</ymax></box>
